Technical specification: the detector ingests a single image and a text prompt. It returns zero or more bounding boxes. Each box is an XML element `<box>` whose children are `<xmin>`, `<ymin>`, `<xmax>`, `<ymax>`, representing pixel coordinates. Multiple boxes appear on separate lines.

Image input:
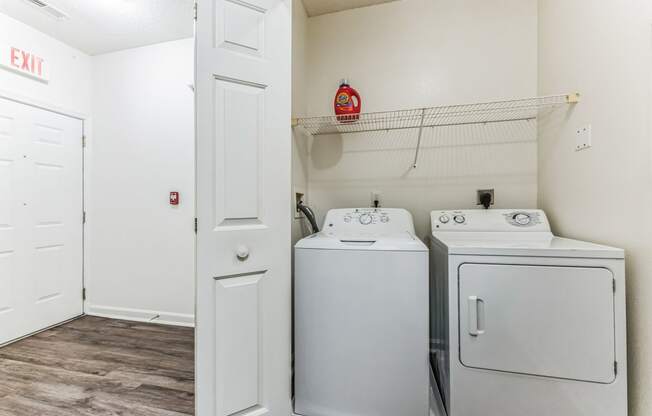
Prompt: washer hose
<box><xmin>297</xmin><ymin>202</ymin><xmax>320</xmax><ymax>234</ymax></box>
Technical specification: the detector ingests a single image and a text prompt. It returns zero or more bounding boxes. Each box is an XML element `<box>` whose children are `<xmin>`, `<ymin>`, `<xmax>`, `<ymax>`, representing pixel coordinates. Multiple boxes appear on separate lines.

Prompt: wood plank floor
<box><xmin>0</xmin><ymin>316</ymin><xmax>194</xmax><ymax>416</ymax></box>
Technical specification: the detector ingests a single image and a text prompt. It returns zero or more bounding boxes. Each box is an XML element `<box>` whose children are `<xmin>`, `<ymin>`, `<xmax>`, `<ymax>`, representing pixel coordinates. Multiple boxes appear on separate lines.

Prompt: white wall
<box><xmin>537</xmin><ymin>2</ymin><xmax>652</xmax><ymax>414</ymax></box>
<box><xmin>87</xmin><ymin>39</ymin><xmax>195</xmax><ymax>326</ymax></box>
<box><xmin>302</xmin><ymin>0</ymin><xmax>538</xmax><ymax>239</ymax></box>
<box><xmin>292</xmin><ymin>0</ymin><xmax>311</xmax><ymax>242</ymax></box>
<box><xmin>0</xmin><ymin>13</ymin><xmax>91</xmax><ymax>116</ymax></box>
<box><xmin>1</xmin><ymin>13</ymin><xmax>194</xmax><ymax>326</ymax></box>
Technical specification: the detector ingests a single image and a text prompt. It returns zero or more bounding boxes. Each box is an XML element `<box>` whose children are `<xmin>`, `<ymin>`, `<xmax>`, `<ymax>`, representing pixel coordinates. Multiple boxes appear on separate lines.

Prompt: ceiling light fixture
<box><xmin>20</xmin><ymin>0</ymin><xmax>69</xmax><ymax>20</ymax></box>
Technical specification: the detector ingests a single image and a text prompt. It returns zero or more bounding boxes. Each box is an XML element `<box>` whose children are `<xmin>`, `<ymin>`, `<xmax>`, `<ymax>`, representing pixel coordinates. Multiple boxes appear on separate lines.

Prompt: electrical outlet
<box><xmin>575</xmin><ymin>125</ymin><xmax>592</xmax><ymax>151</ymax></box>
<box><xmin>371</xmin><ymin>191</ymin><xmax>382</xmax><ymax>208</ymax></box>
<box><xmin>477</xmin><ymin>189</ymin><xmax>495</xmax><ymax>207</ymax></box>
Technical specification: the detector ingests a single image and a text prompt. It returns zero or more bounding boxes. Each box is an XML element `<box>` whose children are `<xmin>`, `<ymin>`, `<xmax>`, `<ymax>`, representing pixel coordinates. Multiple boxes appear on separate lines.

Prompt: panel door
<box><xmin>459</xmin><ymin>263</ymin><xmax>615</xmax><ymax>383</ymax></box>
<box><xmin>195</xmin><ymin>0</ymin><xmax>292</xmax><ymax>415</ymax></box>
<box><xmin>0</xmin><ymin>97</ymin><xmax>83</xmax><ymax>346</ymax></box>
<box><xmin>0</xmin><ymin>98</ymin><xmax>26</xmax><ymax>344</ymax></box>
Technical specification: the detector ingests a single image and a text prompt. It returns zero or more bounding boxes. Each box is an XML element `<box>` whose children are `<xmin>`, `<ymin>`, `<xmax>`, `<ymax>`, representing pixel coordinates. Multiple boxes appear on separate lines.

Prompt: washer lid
<box><xmin>295</xmin><ymin>231</ymin><xmax>427</xmax><ymax>252</ymax></box>
<box><xmin>432</xmin><ymin>234</ymin><xmax>624</xmax><ymax>259</ymax></box>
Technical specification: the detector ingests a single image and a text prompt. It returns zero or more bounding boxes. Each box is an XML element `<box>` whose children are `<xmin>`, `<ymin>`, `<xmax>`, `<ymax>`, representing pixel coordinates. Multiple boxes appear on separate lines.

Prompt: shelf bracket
<box><xmin>566</xmin><ymin>93</ymin><xmax>581</xmax><ymax>104</ymax></box>
<box><xmin>412</xmin><ymin>108</ymin><xmax>427</xmax><ymax>169</ymax></box>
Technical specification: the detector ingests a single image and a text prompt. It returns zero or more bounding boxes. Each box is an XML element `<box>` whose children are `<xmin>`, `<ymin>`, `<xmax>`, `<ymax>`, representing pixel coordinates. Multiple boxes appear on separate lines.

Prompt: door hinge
<box><xmin>194</xmin><ymin>217</ymin><xmax>198</xmax><ymax>233</ymax></box>
<box><xmin>83</xmin><ymin>211</ymin><xmax>87</xmax><ymax>224</ymax></box>
<box><xmin>614</xmin><ymin>361</ymin><xmax>618</xmax><ymax>375</ymax></box>
<box><xmin>82</xmin><ymin>288</ymin><xmax>86</xmax><ymax>301</ymax></box>
<box><xmin>193</xmin><ymin>2</ymin><xmax>197</xmax><ymax>20</ymax></box>
<box><xmin>82</xmin><ymin>135</ymin><xmax>86</xmax><ymax>148</ymax></box>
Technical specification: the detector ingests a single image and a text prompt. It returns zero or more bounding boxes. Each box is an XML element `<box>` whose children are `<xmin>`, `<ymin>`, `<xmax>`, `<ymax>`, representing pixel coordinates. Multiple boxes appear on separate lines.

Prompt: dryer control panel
<box><xmin>323</xmin><ymin>208</ymin><xmax>416</xmax><ymax>235</ymax></box>
<box><xmin>431</xmin><ymin>209</ymin><xmax>551</xmax><ymax>232</ymax></box>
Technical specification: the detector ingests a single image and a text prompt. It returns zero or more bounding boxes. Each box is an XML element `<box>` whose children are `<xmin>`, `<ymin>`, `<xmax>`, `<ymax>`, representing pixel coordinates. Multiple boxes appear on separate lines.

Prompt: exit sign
<box><xmin>1</xmin><ymin>45</ymin><xmax>49</xmax><ymax>83</ymax></box>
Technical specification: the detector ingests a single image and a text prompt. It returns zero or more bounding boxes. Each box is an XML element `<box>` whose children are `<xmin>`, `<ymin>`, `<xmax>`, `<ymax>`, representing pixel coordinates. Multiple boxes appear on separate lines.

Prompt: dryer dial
<box><xmin>513</xmin><ymin>213</ymin><xmax>531</xmax><ymax>226</ymax></box>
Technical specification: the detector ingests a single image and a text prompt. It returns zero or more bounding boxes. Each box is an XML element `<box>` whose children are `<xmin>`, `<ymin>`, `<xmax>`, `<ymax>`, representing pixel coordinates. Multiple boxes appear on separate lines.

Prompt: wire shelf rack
<box><xmin>293</xmin><ymin>93</ymin><xmax>579</xmax><ymax>136</ymax></box>
<box><xmin>293</xmin><ymin>93</ymin><xmax>579</xmax><ymax>168</ymax></box>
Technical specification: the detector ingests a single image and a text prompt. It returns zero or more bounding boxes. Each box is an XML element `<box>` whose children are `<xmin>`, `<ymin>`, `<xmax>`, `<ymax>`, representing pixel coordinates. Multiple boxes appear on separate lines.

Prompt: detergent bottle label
<box><xmin>334</xmin><ymin>80</ymin><xmax>361</xmax><ymax>122</ymax></box>
<box><xmin>336</xmin><ymin>92</ymin><xmax>351</xmax><ymax>106</ymax></box>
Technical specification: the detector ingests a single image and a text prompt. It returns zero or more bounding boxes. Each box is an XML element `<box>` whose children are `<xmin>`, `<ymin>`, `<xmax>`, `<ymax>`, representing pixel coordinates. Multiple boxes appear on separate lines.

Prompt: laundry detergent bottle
<box><xmin>334</xmin><ymin>79</ymin><xmax>361</xmax><ymax>122</ymax></box>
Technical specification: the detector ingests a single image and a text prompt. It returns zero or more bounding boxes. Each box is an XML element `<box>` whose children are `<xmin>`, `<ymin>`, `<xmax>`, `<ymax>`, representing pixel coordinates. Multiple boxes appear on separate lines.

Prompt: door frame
<box><xmin>0</xmin><ymin>88</ymin><xmax>89</xmax><ymax>318</ymax></box>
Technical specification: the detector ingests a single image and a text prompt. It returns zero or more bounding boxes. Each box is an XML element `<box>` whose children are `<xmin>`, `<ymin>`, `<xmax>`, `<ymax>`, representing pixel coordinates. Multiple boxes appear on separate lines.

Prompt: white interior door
<box><xmin>195</xmin><ymin>0</ymin><xmax>292</xmax><ymax>415</ymax></box>
<box><xmin>459</xmin><ymin>263</ymin><xmax>616</xmax><ymax>383</ymax></box>
<box><xmin>0</xmin><ymin>97</ymin><xmax>84</xmax><ymax>346</ymax></box>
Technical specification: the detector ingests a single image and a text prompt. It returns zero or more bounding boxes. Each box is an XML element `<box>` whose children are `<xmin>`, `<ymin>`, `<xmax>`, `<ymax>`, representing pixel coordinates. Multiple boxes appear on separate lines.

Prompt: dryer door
<box><xmin>458</xmin><ymin>263</ymin><xmax>615</xmax><ymax>383</ymax></box>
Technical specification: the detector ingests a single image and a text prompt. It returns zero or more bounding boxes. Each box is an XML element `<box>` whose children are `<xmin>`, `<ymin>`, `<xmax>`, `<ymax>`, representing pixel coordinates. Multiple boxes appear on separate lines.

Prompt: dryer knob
<box><xmin>439</xmin><ymin>215</ymin><xmax>450</xmax><ymax>224</ymax></box>
<box><xmin>454</xmin><ymin>215</ymin><xmax>466</xmax><ymax>224</ymax></box>
<box><xmin>513</xmin><ymin>213</ymin><xmax>531</xmax><ymax>226</ymax></box>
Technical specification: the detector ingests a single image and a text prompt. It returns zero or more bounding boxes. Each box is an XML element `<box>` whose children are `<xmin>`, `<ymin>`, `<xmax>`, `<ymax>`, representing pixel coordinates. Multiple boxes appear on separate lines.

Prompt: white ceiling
<box><xmin>0</xmin><ymin>0</ymin><xmax>194</xmax><ymax>55</ymax></box>
<box><xmin>302</xmin><ymin>0</ymin><xmax>399</xmax><ymax>17</ymax></box>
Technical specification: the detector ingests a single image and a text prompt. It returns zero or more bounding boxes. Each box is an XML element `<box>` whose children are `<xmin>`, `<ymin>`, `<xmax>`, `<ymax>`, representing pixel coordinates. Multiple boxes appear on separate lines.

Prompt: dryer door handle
<box><xmin>468</xmin><ymin>296</ymin><xmax>485</xmax><ymax>336</ymax></box>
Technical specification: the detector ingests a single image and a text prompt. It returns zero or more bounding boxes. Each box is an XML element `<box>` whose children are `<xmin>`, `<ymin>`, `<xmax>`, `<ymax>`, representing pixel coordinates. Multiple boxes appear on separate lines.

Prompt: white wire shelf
<box><xmin>292</xmin><ymin>93</ymin><xmax>579</xmax><ymax>168</ymax></box>
<box><xmin>292</xmin><ymin>93</ymin><xmax>579</xmax><ymax>136</ymax></box>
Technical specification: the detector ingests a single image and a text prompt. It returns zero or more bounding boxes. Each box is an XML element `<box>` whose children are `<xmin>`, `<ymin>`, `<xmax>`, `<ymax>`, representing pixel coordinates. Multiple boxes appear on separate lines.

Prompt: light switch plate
<box><xmin>575</xmin><ymin>125</ymin><xmax>592</xmax><ymax>151</ymax></box>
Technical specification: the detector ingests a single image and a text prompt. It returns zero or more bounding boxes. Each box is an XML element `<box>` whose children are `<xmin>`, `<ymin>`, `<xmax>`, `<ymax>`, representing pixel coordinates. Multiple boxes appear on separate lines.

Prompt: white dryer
<box><xmin>294</xmin><ymin>208</ymin><xmax>429</xmax><ymax>416</ymax></box>
<box><xmin>429</xmin><ymin>209</ymin><xmax>627</xmax><ymax>416</ymax></box>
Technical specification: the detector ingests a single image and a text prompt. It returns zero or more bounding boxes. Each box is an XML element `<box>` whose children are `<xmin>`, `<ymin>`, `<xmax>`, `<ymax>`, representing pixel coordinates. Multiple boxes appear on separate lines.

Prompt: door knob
<box><xmin>236</xmin><ymin>245</ymin><xmax>250</xmax><ymax>261</ymax></box>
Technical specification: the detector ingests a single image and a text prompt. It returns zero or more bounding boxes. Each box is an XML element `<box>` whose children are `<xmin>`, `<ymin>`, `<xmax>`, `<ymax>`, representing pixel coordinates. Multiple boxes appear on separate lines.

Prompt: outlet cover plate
<box><xmin>476</xmin><ymin>189</ymin><xmax>495</xmax><ymax>206</ymax></box>
<box><xmin>371</xmin><ymin>191</ymin><xmax>382</xmax><ymax>208</ymax></box>
<box><xmin>575</xmin><ymin>125</ymin><xmax>592</xmax><ymax>151</ymax></box>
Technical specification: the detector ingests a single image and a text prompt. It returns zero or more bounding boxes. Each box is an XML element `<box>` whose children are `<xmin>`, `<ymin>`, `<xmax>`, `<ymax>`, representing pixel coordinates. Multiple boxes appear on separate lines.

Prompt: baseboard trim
<box><xmin>85</xmin><ymin>304</ymin><xmax>195</xmax><ymax>327</ymax></box>
<box><xmin>0</xmin><ymin>314</ymin><xmax>85</xmax><ymax>348</ymax></box>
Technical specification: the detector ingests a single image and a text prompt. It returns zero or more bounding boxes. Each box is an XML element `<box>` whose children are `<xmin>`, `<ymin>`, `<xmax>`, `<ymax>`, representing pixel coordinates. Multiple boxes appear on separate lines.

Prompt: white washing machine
<box><xmin>429</xmin><ymin>209</ymin><xmax>627</xmax><ymax>416</ymax></box>
<box><xmin>294</xmin><ymin>208</ymin><xmax>429</xmax><ymax>416</ymax></box>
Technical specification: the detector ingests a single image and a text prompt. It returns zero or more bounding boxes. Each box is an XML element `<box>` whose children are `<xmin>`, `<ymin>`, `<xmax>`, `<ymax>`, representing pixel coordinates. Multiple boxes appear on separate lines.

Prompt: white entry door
<box><xmin>0</xmin><ymin>98</ymin><xmax>84</xmax><ymax>346</ymax></box>
<box><xmin>195</xmin><ymin>0</ymin><xmax>292</xmax><ymax>415</ymax></box>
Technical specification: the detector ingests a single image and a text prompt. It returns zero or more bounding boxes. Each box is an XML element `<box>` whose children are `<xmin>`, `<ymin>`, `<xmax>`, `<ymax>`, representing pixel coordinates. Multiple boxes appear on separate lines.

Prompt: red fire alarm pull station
<box><xmin>170</xmin><ymin>192</ymin><xmax>179</xmax><ymax>205</ymax></box>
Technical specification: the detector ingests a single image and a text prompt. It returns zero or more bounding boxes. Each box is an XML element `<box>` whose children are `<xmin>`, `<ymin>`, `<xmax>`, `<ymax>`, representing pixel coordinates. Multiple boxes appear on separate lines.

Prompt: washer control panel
<box><xmin>431</xmin><ymin>209</ymin><xmax>550</xmax><ymax>232</ymax></box>
<box><xmin>343</xmin><ymin>210</ymin><xmax>390</xmax><ymax>225</ymax></box>
<box><xmin>324</xmin><ymin>208</ymin><xmax>416</xmax><ymax>235</ymax></box>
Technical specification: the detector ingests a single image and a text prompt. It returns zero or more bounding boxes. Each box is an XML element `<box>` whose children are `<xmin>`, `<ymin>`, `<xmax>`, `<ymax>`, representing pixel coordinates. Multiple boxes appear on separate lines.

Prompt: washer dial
<box><xmin>454</xmin><ymin>215</ymin><xmax>466</xmax><ymax>224</ymax></box>
<box><xmin>359</xmin><ymin>213</ymin><xmax>373</xmax><ymax>225</ymax></box>
<box><xmin>439</xmin><ymin>215</ymin><xmax>450</xmax><ymax>224</ymax></box>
